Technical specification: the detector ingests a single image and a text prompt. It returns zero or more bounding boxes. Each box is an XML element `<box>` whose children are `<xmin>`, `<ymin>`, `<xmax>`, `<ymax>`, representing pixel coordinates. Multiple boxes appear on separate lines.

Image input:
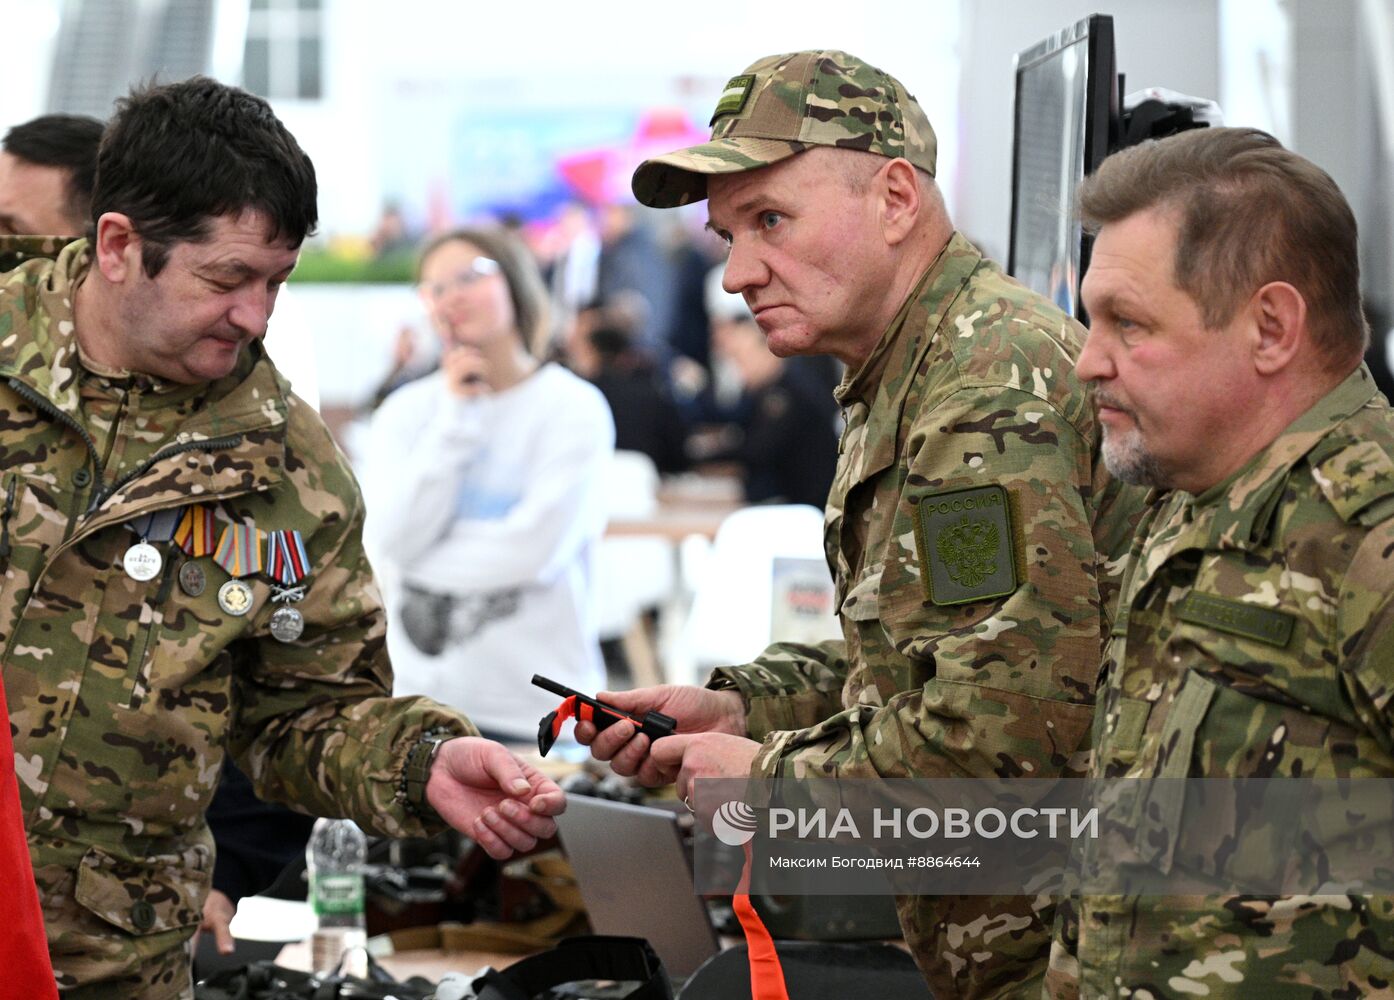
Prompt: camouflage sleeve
<box><xmin>228</xmin><ymin>456</ymin><xmax>479</xmax><ymax>840</ymax></box>
<box><xmin>1338</xmin><ymin>518</ymin><xmax>1394</xmax><ymax>754</ymax></box>
<box><xmin>752</xmin><ymin>386</ymin><xmax>1102</xmax><ymax>781</ymax></box>
<box><xmin>706</xmin><ymin>641</ymin><xmax>851</xmax><ymax>741</ymax></box>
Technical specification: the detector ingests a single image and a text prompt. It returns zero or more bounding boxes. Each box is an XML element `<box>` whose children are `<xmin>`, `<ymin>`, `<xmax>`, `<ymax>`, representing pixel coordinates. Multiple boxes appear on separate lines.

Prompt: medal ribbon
<box><xmin>213</xmin><ymin>523</ymin><xmax>264</xmax><ymax>578</ymax></box>
<box><xmin>267</xmin><ymin>530</ymin><xmax>310</xmax><ymax>586</ymax></box>
<box><xmin>174</xmin><ymin>504</ymin><xmax>217</xmax><ymax>557</ymax></box>
<box><xmin>126</xmin><ymin>509</ymin><xmax>181</xmax><ymax>542</ymax></box>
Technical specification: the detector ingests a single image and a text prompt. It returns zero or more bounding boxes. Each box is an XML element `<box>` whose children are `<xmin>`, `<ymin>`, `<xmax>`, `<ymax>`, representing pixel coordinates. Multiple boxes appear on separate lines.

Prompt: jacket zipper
<box><xmin>8</xmin><ymin>377</ymin><xmax>105</xmax><ymax>513</ymax></box>
<box><xmin>8</xmin><ymin>377</ymin><xmax>245</xmax><ymax>515</ymax></box>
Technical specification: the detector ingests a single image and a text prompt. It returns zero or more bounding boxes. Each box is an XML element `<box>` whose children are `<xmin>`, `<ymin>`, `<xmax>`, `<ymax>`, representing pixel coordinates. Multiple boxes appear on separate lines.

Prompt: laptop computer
<box><xmin>555</xmin><ymin>795</ymin><xmax>721</xmax><ymax>979</ymax></box>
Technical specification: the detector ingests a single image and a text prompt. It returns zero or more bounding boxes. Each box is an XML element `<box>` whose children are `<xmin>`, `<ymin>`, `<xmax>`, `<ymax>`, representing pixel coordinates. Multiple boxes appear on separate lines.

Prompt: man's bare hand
<box><xmin>575</xmin><ymin>686</ymin><xmax>746</xmax><ymax>786</ymax></box>
<box><xmin>194</xmin><ymin>888</ymin><xmax>236</xmax><ymax>956</ymax></box>
<box><xmin>648</xmin><ymin>733</ymin><xmax>762</xmax><ymax>801</ymax></box>
<box><xmin>426</xmin><ymin>737</ymin><xmax>565</xmax><ymax>859</ymax></box>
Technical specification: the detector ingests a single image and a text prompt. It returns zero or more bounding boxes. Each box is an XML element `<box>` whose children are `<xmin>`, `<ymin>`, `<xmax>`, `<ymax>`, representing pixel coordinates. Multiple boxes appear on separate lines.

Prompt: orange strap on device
<box><xmin>549</xmin><ymin>695</ymin><xmax>593</xmax><ymax>740</ymax></box>
<box><xmin>733</xmin><ymin>840</ymin><xmax>789</xmax><ymax>1000</ymax></box>
<box><xmin>533</xmin><ymin>675</ymin><xmax>676</xmax><ymax>757</ymax></box>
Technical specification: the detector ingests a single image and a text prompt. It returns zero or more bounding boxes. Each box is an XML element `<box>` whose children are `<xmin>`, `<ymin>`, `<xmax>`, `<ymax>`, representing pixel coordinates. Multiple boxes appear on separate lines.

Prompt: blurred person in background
<box><xmin>692</xmin><ymin>270</ymin><xmax>839</xmax><ymax>507</ymax></box>
<box><xmin>567</xmin><ymin>303</ymin><xmax>690</xmax><ymax>475</ymax></box>
<box><xmin>364</xmin><ymin>227</ymin><xmax>615</xmax><ymax>741</ymax></box>
<box><xmin>370</xmin><ymin>200</ymin><xmax>416</xmax><ymax>259</ymax></box>
<box><xmin>595</xmin><ymin>202</ymin><xmax>675</xmax><ymax>361</ymax></box>
<box><xmin>0</xmin><ymin>113</ymin><xmax>102</xmax><ymax>239</ymax></box>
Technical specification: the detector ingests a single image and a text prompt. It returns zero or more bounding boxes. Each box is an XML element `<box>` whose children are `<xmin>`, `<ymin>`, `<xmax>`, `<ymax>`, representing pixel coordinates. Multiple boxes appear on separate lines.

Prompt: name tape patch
<box><xmin>1176</xmin><ymin>592</ymin><xmax>1295</xmax><ymax>648</ymax></box>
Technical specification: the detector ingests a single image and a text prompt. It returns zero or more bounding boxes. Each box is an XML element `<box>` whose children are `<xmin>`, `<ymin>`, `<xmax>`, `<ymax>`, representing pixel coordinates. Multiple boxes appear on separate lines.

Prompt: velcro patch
<box><xmin>913</xmin><ymin>485</ymin><xmax>1019</xmax><ymax>606</ymax></box>
<box><xmin>1176</xmin><ymin>592</ymin><xmax>1295</xmax><ymax>648</ymax></box>
<box><xmin>710</xmin><ymin>74</ymin><xmax>755</xmax><ymax>125</ymax></box>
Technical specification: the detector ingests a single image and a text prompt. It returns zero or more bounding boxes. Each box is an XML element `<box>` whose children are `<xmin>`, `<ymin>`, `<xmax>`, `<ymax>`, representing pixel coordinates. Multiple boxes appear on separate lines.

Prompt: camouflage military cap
<box><xmin>632</xmin><ymin>49</ymin><xmax>938</xmax><ymax>208</ymax></box>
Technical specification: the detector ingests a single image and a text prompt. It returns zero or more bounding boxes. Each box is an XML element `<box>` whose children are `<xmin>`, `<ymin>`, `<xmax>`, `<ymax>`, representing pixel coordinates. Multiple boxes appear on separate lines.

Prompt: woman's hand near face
<box><xmin>443</xmin><ymin>344</ymin><xmax>489</xmax><ymax>399</ymax></box>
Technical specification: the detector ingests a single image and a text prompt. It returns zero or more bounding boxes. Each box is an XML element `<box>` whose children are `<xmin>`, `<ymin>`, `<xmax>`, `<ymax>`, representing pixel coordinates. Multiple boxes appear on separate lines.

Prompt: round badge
<box><xmin>123</xmin><ymin>542</ymin><xmax>163</xmax><ymax>582</ymax></box>
<box><xmin>217</xmin><ymin>579</ymin><xmax>254</xmax><ymax>617</ymax></box>
<box><xmin>269</xmin><ymin>606</ymin><xmax>305</xmax><ymax>643</ymax></box>
<box><xmin>178</xmin><ymin>561</ymin><xmax>206</xmax><ymax>597</ymax></box>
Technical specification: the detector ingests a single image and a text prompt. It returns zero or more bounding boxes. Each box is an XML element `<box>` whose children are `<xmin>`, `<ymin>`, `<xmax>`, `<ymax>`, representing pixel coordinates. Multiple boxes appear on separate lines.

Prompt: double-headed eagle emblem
<box><xmin>936</xmin><ymin>515</ymin><xmax>999</xmax><ymax>587</ymax></box>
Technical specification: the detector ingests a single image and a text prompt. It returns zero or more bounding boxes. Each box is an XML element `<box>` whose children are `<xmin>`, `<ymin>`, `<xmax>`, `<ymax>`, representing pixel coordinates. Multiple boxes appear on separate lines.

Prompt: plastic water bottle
<box><xmin>306</xmin><ymin>817</ymin><xmax>368</xmax><ymax>977</ymax></box>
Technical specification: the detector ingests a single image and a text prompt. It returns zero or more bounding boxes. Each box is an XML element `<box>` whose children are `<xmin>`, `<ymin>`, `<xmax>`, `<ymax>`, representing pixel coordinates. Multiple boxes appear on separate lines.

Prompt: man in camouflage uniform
<box><xmin>1</xmin><ymin>78</ymin><xmax>562</xmax><ymax>998</ymax></box>
<box><xmin>578</xmin><ymin>50</ymin><xmax>1141</xmax><ymax>998</ymax></box>
<box><xmin>0</xmin><ymin>102</ymin><xmax>315</xmax><ymax>966</ymax></box>
<box><xmin>1047</xmin><ymin>127</ymin><xmax>1394</xmax><ymax>997</ymax></box>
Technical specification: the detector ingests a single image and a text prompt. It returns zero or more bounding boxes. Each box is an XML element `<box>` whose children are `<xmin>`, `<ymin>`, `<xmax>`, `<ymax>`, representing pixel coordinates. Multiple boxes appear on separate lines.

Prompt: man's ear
<box><xmin>92</xmin><ymin>212</ymin><xmax>141</xmax><ymax>283</ymax></box>
<box><xmin>1248</xmin><ymin>281</ymin><xmax>1307</xmax><ymax>376</ymax></box>
<box><xmin>878</xmin><ymin>158</ymin><xmax>921</xmax><ymax>247</ymax></box>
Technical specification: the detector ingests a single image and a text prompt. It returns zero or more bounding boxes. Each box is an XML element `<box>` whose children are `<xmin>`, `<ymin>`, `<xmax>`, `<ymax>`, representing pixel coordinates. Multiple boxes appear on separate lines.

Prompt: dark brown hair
<box><xmin>1079</xmin><ymin>127</ymin><xmax>1367</xmax><ymax>365</ymax></box>
<box><xmin>3</xmin><ymin>114</ymin><xmax>103</xmax><ymax>229</ymax></box>
<box><xmin>94</xmin><ymin>77</ymin><xmax>317</xmax><ymax>277</ymax></box>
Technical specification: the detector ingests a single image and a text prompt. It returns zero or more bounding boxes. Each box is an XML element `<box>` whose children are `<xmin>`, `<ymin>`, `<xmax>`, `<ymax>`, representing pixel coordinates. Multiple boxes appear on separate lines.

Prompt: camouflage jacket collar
<box><xmin>0</xmin><ymin>234</ymin><xmax>78</xmax><ymax>275</ymax></box>
<box><xmin>837</xmin><ymin>232</ymin><xmax>981</xmax><ymax>408</ymax></box>
<box><xmin>1187</xmin><ymin>364</ymin><xmax>1379</xmax><ymax>550</ymax></box>
<box><xmin>0</xmin><ymin>239</ymin><xmax>290</xmax><ymax>445</ymax></box>
<box><xmin>833</xmin><ymin>231</ymin><xmax>982</xmax><ymax>480</ymax></box>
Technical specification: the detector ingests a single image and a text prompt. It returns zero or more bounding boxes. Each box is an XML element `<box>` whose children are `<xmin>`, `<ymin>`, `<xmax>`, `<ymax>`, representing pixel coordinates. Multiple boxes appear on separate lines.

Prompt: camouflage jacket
<box><xmin>0</xmin><ymin>241</ymin><xmax>477</xmax><ymax>994</ymax></box>
<box><xmin>708</xmin><ymin>233</ymin><xmax>1142</xmax><ymax>998</ymax></box>
<box><xmin>1056</xmin><ymin>366</ymin><xmax>1394</xmax><ymax>998</ymax></box>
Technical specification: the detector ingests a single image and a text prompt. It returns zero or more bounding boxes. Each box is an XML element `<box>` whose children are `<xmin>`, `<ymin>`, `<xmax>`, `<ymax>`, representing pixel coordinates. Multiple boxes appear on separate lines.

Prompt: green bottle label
<box><xmin>311</xmin><ymin>873</ymin><xmax>364</xmax><ymax>916</ymax></box>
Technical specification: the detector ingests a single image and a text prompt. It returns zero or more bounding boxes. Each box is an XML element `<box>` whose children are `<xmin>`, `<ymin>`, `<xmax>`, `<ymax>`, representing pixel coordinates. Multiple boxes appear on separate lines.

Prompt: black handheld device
<box><xmin>532</xmin><ymin>673</ymin><xmax>677</xmax><ymax>756</ymax></box>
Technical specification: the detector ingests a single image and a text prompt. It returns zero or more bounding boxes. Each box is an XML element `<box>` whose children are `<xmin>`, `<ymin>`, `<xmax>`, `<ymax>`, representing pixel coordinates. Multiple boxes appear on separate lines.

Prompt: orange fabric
<box><xmin>733</xmin><ymin>842</ymin><xmax>789</xmax><ymax>1000</ymax></box>
<box><xmin>0</xmin><ymin>676</ymin><xmax>57</xmax><ymax>998</ymax></box>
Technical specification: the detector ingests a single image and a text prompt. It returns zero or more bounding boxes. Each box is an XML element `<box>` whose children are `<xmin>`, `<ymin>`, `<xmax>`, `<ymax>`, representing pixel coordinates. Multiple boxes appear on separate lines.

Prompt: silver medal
<box><xmin>179</xmin><ymin>561</ymin><xmax>206</xmax><ymax>597</ymax></box>
<box><xmin>123</xmin><ymin>541</ymin><xmax>163</xmax><ymax>582</ymax></box>
<box><xmin>217</xmin><ymin>578</ymin><xmax>254</xmax><ymax>617</ymax></box>
<box><xmin>269</xmin><ymin>605</ymin><xmax>305</xmax><ymax>642</ymax></box>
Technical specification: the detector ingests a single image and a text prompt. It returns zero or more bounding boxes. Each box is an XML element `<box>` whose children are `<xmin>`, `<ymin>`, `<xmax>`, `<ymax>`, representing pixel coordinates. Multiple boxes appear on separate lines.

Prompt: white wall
<box><xmin>0</xmin><ymin>0</ymin><xmax>62</xmax><ymax>126</ymax></box>
<box><xmin>271</xmin><ymin>0</ymin><xmax>963</xmax><ymax>236</ymax></box>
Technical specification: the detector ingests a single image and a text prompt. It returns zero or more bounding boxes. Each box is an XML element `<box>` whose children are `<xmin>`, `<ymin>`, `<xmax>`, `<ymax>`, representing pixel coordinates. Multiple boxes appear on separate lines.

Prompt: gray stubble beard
<box><xmin>1100</xmin><ymin>425</ymin><xmax>1169</xmax><ymax>489</ymax></box>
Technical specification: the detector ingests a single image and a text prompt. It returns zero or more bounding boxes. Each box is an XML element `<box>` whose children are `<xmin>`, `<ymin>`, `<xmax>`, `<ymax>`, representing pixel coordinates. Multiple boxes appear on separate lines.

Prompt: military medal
<box><xmin>213</xmin><ymin>521</ymin><xmax>263</xmax><ymax>618</ymax></box>
<box><xmin>123</xmin><ymin>542</ymin><xmax>163</xmax><ymax>581</ymax></box>
<box><xmin>218</xmin><ymin>579</ymin><xmax>254</xmax><ymax>616</ymax></box>
<box><xmin>123</xmin><ymin>509</ymin><xmax>181</xmax><ymax>582</ymax></box>
<box><xmin>266</xmin><ymin>530</ymin><xmax>310</xmax><ymax>643</ymax></box>
<box><xmin>269</xmin><ymin>605</ymin><xmax>304</xmax><ymax>642</ymax></box>
<box><xmin>179</xmin><ymin>561</ymin><xmax>206</xmax><ymax>597</ymax></box>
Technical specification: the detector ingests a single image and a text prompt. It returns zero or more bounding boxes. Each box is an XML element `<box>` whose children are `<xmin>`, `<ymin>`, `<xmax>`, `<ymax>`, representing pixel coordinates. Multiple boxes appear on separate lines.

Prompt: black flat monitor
<box><xmin>1007</xmin><ymin>14</ymin><xmax>1119</xmax><ymax>321</ymax></box>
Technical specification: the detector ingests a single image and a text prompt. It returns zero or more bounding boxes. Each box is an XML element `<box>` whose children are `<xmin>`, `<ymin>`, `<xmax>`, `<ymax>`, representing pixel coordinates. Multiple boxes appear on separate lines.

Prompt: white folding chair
<box><xmin>671</xmin><ymin>504</ymin><xmax>839</xmax><ymax>683</ymax></box>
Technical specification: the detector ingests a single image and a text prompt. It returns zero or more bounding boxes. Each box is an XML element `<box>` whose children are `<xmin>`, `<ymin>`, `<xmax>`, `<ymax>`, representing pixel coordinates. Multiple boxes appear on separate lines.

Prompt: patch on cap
<box><xmin>710</xmin><ymin>74</ymin><xmax>756</xmax><ymax>126</ymax></box>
